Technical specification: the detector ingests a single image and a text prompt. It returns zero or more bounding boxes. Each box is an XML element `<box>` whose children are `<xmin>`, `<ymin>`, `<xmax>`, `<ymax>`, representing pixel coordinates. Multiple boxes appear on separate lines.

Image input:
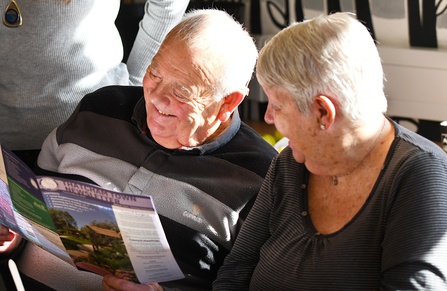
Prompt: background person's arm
<box><xmin>127</xmin><ymin>0</ymin><xmax>189</xmax><ymax>85</ymax></box>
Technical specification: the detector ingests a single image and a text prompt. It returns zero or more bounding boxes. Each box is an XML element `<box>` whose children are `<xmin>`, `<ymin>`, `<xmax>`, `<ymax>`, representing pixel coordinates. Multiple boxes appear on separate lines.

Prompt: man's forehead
<box><xmin>152</xmin><ymin>41</ymin><xmax>194</xmax><ymax>70</ymax></box>
<box><xmin>149</xmin><ymin>60</ymin><xmax>209</xmax><ymax>101</ymax></box>
<box><xmin>149</xmin><ymin>38</ymin><xmax>216</xmax><ymax>100</ymax></box>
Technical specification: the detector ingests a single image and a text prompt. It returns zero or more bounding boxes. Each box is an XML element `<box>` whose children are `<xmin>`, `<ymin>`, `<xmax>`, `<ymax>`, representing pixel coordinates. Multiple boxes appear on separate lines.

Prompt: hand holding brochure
<box><xmin>0</xmin><ymin>144</ymin><xmax>184</xmax><ymax>284</ymax></box>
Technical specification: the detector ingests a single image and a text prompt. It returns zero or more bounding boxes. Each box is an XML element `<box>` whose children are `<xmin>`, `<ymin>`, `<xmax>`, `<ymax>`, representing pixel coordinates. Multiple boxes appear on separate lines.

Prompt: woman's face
<box><xmin>263</xmin><ymin>87</ymin><xmax>315</xmax><ymax>164</ymax></box>
<box><xmin>142</xmin><ymin>37</ymin><xmax>224</xmax><ymax>149</ymax></box>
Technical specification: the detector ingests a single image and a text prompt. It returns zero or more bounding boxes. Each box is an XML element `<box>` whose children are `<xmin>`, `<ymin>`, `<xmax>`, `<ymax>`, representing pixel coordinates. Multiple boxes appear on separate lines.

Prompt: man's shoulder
<box><xmin>211</xmin><ymin>122</ymin><xmax>278</xmax><ymax>178</ymax></box>
<box><xmin>55</xmin><ymin>85</ymin><xmax>144</xmax><ymax>142</ymax></box>
<box><xmin>233</xmin><ymin>122</ymin><xmax>278</xmax><ymax>156</ymax></box>
<box><xmin>78</xmin><ymin>85</ymin><xmax>144</xmax><ymax>118</ymax></box>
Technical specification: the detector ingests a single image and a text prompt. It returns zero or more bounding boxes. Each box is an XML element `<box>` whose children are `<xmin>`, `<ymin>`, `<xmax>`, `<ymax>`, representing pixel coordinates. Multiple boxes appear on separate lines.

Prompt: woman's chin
<box><xmin>292</xmin><ymin>152</ymin><xmax>305</xmax><ymax>164</ymax></box>
<box><xmin>289</xmin><ymin>142</ymin><xmax>305</xmax><ymax>163</ymax></box>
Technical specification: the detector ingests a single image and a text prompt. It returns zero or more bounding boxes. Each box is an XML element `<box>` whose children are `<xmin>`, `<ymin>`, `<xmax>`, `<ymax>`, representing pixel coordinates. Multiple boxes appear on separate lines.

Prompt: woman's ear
<box><xmin>314</xmin><ymin>95</ymin><xmax>336</xmax><ymax>129</ymax></box>
<box><xmin>218</xmin><ymin>89</ymin><xmax>246</xmax><ymax>122</ymax></box>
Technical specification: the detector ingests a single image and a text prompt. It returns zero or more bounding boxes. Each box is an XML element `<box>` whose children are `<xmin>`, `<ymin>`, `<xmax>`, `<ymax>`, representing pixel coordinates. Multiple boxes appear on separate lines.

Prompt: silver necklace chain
<box><xmin>332</xmin><ymin>120</ymin><xmax>386</xmax><ymax>186</ymax></box>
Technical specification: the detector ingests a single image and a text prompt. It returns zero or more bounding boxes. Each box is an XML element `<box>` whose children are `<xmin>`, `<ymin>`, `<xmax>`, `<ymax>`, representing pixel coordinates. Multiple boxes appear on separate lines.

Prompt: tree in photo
<box><xmin>85</xmin><ymin>220</ymin><xmax>120</xmax><ymax>252</ymax></box>
<box><xmin>49</xmin><ymin>209</ymin><xmax>78</xmax><ymax>235</ymax></box>
<box><xmin>78</xmin><ymin>221</ymin><xmax>137</xmax><ymax>282</ymax></box>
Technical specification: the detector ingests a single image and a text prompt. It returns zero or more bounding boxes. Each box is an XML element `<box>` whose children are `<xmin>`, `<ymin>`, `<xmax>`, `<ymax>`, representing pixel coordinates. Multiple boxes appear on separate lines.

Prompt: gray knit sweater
<box><xmin>0</xmin><ymin>0</ymin><xmax>188</xmax><ymax>150</ymax></box>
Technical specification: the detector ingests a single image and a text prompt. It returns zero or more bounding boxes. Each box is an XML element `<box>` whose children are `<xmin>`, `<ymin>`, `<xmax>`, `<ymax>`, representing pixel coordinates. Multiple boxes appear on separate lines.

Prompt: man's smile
<box><xmin>158</xmin><ymin>109</ymin><xmax>174</xmax><ymax>116</ymax></box>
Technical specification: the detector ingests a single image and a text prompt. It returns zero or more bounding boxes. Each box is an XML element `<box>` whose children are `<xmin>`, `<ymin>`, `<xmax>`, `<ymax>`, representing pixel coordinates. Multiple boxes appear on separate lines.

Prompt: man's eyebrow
<box><xmin>149</xmin><ymin>62</ymin><xmax>159</xmax><ymax>72</ymax></box>
<box><xmin>174</xmin><ymin>83</ymin><xmax>193</xmax><ymax>97</ymax></box>
<box><xmin>149</xmin><ymin>60</ymin><xmax>194</xmax><ymax>98</ymax></box>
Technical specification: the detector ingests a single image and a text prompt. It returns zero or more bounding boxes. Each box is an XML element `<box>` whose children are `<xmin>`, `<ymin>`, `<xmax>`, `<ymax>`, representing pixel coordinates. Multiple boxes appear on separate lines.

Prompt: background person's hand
<box><xmin>103</xmin><ymin>274</ymin><xmax>164</xmax><ymax>291</ymax></box>
<box><xmin>0</xmin><ymin>225</ymin><xmax>22</xmax><ymax>256</ymax></box>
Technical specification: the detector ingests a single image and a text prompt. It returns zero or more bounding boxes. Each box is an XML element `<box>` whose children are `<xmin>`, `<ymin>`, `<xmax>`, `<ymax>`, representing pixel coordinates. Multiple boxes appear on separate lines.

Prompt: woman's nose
<box><xmin>264</xmin><ymin>103</ymin><xmax>274</xmax><ymax>124</ymax></box>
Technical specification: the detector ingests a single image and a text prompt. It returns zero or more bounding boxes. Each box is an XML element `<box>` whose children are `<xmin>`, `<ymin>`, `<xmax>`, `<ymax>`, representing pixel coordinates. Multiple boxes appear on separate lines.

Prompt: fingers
<box><xmin>103</xmin><ymin>274</ymin><xmax>160</xmax><ymax>291</ymax></box>
<box><xmin>103</xmin><ymin>274</ymin><xmax>123</xmax><ymax>291</ymax></box>
<box><xmin>147</xmin><ymin>283</ymin><xmax>164</xmax><ymax>291</ymax></box>
<box><xmin>0</xmin><ymin>224</ymin><xmax>9</xmax><ymax>235</ymax></box>
<box><xmin>0</xmin><ymin>224</ymin><xmax>11</xmax><ymax>236</ymax></box>
<box><xmin>0</xmin><ymin>231</ymin><xmax>22</xmax><ymax>256</ymax></box>
<box><xmin>0</xmin><ymin>225</ymin><xmax>15</xmax><ymax>244</ymax></box>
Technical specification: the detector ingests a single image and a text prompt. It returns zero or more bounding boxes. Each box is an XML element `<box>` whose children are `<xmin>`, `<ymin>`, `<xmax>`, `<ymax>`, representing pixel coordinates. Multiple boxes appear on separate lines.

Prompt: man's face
<box><xmin>143</xmin><ymin>37</ymin><xmax>225</xmax><ymax>149</ymax></box>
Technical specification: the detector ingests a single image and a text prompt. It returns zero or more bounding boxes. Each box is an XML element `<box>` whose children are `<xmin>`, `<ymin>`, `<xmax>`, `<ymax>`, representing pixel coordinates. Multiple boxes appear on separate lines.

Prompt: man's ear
<box><xmin>314</xmin><ymin>95</ymin><xmax>336</xmax><ymax>129</ymax></box>
<box><xmin>218</xmin><ymin>89</ymin><xmax>246</xmax><ymax>122</ymax></box>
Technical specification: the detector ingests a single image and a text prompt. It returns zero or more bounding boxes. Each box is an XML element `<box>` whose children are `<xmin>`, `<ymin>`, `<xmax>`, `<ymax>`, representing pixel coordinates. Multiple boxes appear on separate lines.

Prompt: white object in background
<box><xmin>274</xmin><ymin>137</ymin><xmax>289</xmax><ymax>151</ymax></box>
<box><xmin>8</xmin><ymin>259</ymin><xmax>25</xmax><ymax>291</ymax></box>
<box><xmin>378</xmin><ymin>45</ymin><xmax>447</xmax><ymax>121</ymax></box>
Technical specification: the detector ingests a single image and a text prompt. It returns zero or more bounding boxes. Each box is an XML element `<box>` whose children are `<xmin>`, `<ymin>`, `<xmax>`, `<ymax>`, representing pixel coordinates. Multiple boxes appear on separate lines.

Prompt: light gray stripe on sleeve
<box><xmin>125</xmin><ymin>169</ymin><xmax>239</xmax><ymax>250</ymax></box>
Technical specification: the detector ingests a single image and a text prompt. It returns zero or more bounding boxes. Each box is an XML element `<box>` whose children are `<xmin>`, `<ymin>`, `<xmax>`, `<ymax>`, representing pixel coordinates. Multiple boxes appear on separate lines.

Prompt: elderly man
<box><xmin>0</xmin><ymin>9</ymin><xmax>277</xmax><ymax>291</ymax></box>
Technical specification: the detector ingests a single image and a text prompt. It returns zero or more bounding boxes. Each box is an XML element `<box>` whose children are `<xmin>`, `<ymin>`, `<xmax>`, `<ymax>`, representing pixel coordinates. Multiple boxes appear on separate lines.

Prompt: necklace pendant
<box><xmin>3</xmin><ymin>0</ymin><xmax>22</xmax><ymax>28</ymax></box>
<box><xmin>332</xmin><ymin>176</ymin><xmax>338</xmax><ymax>186</ymax></box>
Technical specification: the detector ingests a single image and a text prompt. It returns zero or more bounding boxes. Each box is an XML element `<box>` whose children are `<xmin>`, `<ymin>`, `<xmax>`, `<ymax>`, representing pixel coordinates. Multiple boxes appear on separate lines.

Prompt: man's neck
<box><xmin>203</xmin><ymin>118</ymin><xmax>231</xmax><ymax>144</ymax></box>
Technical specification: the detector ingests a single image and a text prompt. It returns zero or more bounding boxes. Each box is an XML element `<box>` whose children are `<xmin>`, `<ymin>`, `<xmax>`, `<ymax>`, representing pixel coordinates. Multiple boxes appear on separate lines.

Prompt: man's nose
<box><xmin>149</xmin><ymin>83</ymin><xmax>171</xmax><ymax>106</ymax></box>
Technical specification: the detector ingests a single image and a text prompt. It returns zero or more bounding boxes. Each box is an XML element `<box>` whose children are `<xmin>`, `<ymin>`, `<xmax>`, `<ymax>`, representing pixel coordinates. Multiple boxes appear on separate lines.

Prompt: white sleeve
<box><xmin>126</xmin><ymin>0</ymin><xmax>189</xmax><ymax>85</ymax></box>
<box><xmin>37</xmin><ymin>128</ymin><xmax>61</xmax><ymax>172</ymax></box>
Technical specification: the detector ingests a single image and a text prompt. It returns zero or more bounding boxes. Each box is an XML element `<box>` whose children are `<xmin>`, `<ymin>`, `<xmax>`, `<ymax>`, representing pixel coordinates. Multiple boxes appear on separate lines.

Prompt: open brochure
<box><xmin>0</xmin><ymin>144</ymin><xmax>184</xmax><ymax>284</ymax></box>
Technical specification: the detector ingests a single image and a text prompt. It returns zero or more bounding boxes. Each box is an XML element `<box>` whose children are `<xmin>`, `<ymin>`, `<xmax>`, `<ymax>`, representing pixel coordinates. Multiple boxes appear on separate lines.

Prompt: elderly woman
<box><xmin>213</xmin><ymin>12</ymin><xmax>447</xmax><ymax>290</ymax></box>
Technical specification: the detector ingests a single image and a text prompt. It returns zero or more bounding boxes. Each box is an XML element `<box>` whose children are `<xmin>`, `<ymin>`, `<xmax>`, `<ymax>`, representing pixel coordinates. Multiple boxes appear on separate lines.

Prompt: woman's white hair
<box><xmin>257</xmin><ymin>12</ymin><xmax>387</xmax><ymax>121</ymax></box>
<box><xmin>169</xmin><ymin>9</ymin><xmax>258</xmax><ymax>101</ymax></box>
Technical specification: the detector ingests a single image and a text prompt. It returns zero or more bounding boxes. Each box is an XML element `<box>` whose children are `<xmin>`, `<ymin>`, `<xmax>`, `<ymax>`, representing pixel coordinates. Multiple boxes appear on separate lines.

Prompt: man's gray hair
<box><xmin>171</xmin><ymin>9</ymin><xmax>258</xmax><ymax>101</ymax></box>
<box><xmin>257</xmin><ymin>12</ymin><xmax>387</xmax><ymax>121</ymax></box>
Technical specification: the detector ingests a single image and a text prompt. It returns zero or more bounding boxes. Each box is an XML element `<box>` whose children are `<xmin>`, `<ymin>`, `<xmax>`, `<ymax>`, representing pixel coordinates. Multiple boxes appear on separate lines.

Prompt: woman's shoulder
<box><xmin>267</xmin><ymin>146</ymin><xmax>305</xmax><ymax>186</ymax></box>
<box><xmin>381</xmin><ymin>123</ymin><xmax>447</xmax><ymax>201</ymax></box>
<box><xmin>391</xmin><ymin>122</ymin><xmax>447</xmax><ymax>166</ymax></box>
<box><xmin>392</xmin><ymin>119</ymin><xmax>447</xmax><ymax>164</ymax></box>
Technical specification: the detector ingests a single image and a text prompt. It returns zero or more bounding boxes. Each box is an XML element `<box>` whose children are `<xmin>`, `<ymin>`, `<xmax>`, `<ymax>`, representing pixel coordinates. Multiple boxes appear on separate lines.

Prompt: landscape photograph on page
<box><xmin>40</xmin><ymin>176</ymin><xmax>139</xmax><ymax>282</ymax></box>
<box><xmin>0</xmin><ymin>144</ymin><xmax>184</xmax><ymax>284</ymax></box>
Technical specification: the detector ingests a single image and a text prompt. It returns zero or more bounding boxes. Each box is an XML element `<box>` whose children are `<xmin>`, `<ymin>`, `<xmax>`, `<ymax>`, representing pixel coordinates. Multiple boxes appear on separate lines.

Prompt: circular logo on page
<box><xmin>39</xmin><ymin>177</ymin><xmax>58</xmax><ymax>190</ymax></box>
